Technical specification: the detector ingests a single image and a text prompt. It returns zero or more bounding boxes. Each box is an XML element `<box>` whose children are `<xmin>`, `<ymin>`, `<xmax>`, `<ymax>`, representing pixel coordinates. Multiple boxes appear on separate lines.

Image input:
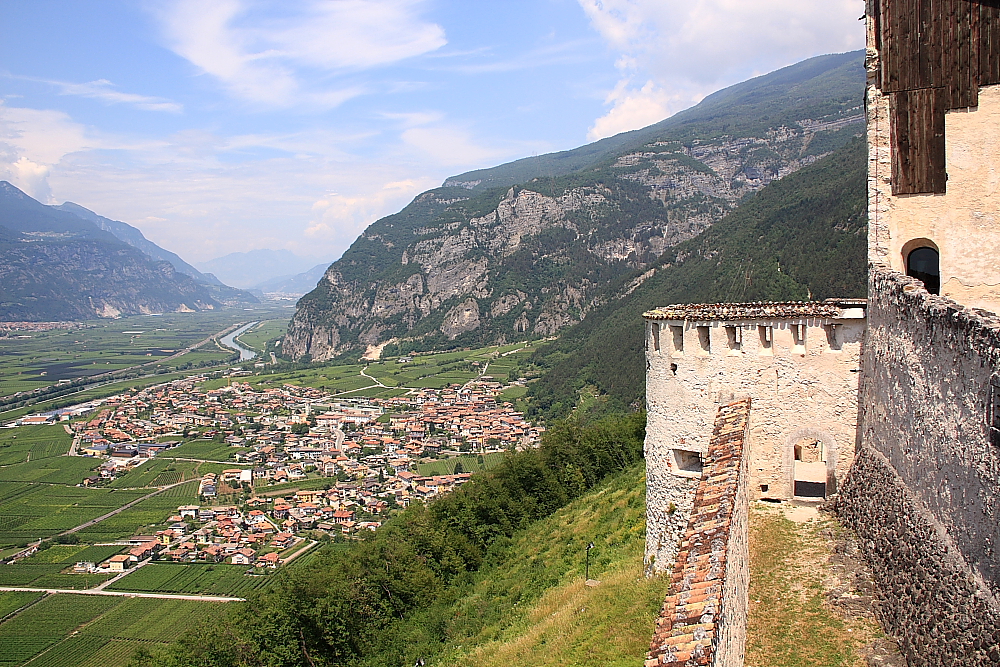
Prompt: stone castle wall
<box><xmin>647</xmin><ymin>400</ymin><xmax>750</xmax><ymax>667</ymax></box>
<box><xmin>838</xmin><ymin>264</ymin><xmax>1000</xmax><ymax>665</ymax></box>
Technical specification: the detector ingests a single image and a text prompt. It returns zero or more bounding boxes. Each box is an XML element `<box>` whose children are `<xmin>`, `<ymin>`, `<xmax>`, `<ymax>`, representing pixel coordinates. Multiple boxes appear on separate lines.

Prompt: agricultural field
<box><xmin>0</xmin><ymin>544</ymin><xmax>121</xmax><ymax>589</ymax></box>
<box><xmin>234</xmin><ymin>319</ymin><xmax>289</xmax><ymax>354</ymax></box>
<box><xmin>0</xmin><ymin>424</ymin><xmax>72</xmax><ymax>465</ymax></box>
<box><xmin>0</xmin><ymin>481</ymin><xmax>146</xmax><ymax>548</ymax></box>
<box><xmin>0</xmin><ymin>456</ymin><xmax>98</xmax><ymax>485</ymax></box>
<box><xmin>165</xmin><ymin>439</ymin><xmax>251</xmax><ymax>462</ymax></box>
<box><xmin>0</xmin><ymin>312</ymin><xmax>244</xmax><ymax>397</ymax></box>
<box><xmin>0</xmin><ymin>594</ymin><xmax>225</xmax><ymax>667</ymax></box>
<box><xmin>75</xmin><ymin>481</ymin><xmax>199</xmax><ymax>543</ymax></box>
<box><xmin>105</xmin><ymin>458</ymin><xmax>201</xmax><ymax>489</ymax></box>
<box><xmin>108</xmin><ymin>562</ymin><xmax>273</xmax><ymax>596</ymax></box>
<box><xmin>415</xmin><ymin>452</ymin><xmax>507</xmax><ymax>476</ymax></box>
<box><xmin>207</xmin><ymin>341</ymin><xmax>536</xmax><ymax>399</ymax></box>
<box><xmin>0</xmin><ymin>591</ymin><xmax>43</xmax><ymax>620</ymax></box>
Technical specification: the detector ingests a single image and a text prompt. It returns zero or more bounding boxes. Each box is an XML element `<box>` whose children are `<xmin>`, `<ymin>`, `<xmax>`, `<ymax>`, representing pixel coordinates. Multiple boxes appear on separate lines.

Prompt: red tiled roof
<box><xmin>646</xmin><ymin>398</ymin><xmax>750</xmax><ymax>667</ymax></box>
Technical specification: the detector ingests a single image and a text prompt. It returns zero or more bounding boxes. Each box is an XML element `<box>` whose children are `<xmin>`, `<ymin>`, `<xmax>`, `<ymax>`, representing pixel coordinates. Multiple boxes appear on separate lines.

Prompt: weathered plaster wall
<box><xmin>644</xmin><ymin>314</ymin><xmax>863</xmax><ymax>506</ymax></box>
<box><xmin>867</xmin><ymin>37</ymin><xmax>1000</xmax><ymax>312</ymax></box>
<box><xmin>839</xmin><ymin>264</ymin><xmax>1000</xmax><ymax>665</ymax></box>
<box><xmin>646</xmin><ymin>400</ymin><xmax>750</xmax><ymax>667</ymax></box>
<box><xmin>858</xmin><ymin>266</ymin><xmax>1000</xmax><ymax>594</ymax></box>
<box><xmin>645</xmin><ymin>461</ymin><xmax>699</xmax><ymax>576</ymax></box>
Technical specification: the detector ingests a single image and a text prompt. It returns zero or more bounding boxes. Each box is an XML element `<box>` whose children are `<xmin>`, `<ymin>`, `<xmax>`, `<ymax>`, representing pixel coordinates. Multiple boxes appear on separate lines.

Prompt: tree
<box><xmin>452</xmin><ymin>461</ymin><xmax>465</xmax><ymax>475</ymax></box>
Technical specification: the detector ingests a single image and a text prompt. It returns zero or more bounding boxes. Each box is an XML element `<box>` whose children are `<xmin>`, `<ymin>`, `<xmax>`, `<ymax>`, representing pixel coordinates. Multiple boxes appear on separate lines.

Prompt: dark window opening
<box><xmin>794</xmin><ymin>480</ymin><xmax>827</xmax><ymax>498</ymax></box>
<box><xmin>759</xmin><ymin>484</ymin><xmax>769</xmax><ymax>493</ymax></box>
<box><xmin>673</xmin><ymin>449</ymin><xmax>703</xmax><ymax>475</ymax></box>
<box><xmin>907</xmin><ymin>246</ymin><xmax>940</xmax><ymax>295</ymax></box>
<box><xmin>651</xmin><ymin>323</ymin><xmax>660</xmax><ymax>352</ymax></box>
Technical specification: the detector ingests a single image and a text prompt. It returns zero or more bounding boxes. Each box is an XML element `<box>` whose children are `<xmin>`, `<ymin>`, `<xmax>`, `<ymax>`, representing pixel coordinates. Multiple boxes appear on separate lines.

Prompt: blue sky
<box><xmin>0</xmin><ymin>0</ymin><xmax>864</xmax><ymax>265</ymax></box>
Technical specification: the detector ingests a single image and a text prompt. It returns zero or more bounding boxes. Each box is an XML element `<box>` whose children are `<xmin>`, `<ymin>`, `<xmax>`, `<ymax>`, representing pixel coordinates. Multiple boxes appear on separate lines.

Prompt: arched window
<box><xmin>907</xmin><ymin>246</ymin><xmax>940</xmax><ymax>295</ymax></box>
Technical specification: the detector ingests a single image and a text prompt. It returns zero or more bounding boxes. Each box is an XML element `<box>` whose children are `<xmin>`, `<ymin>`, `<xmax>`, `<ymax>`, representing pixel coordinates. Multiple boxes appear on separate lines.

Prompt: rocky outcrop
<box><xmin>284</xmin><ymin>57</ymin><xmax>866</xmax><ymax>361</ymax></box>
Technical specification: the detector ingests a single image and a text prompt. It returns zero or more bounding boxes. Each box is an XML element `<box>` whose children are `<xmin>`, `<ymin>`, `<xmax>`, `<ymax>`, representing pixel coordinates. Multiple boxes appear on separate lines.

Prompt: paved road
<box><xmin>0</xmin><ymin>586</ymin><xmax>244</xmax><ymax>602</ymax></box>
<box><xmin>52</xmin><ymin>479</ymin><xmax>197</xmax><ymax>540</ymax></box>
<box><xmin>281</xmin><ymin>539</ymin><xmax>318</xmax><ymax>564</ymax></box>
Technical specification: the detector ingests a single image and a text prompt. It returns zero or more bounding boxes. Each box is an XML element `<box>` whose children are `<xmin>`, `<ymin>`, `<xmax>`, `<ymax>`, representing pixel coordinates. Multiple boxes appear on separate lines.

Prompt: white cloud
<box><xmin>579</xmin><ymin>0</ymin><xmax>866</xmax><ymax>138</ymax></box>
<box><xmin>10</xmin><ymin>75</ymin><xmax>184</xmax><ymax>113</ymax></box>
<box><xmin>306</xmin><ymin>178</ymin><xmax>435</xmax><ymax>247</ymax></box>
<box><xmin>157</xmin><ymin>0</ymin><xmax>446</xmax><ymax>106</ymax></box>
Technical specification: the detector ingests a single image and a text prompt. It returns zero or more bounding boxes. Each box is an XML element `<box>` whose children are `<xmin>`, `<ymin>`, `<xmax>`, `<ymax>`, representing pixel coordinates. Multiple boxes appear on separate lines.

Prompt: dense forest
<box><xmin>141</xmin><ymin>413</ymin><xmax>647</xmax><ymax>667</ymax></box>
<box><xmin>526</xmin><ymin>136</ymin><xmax>868</xmax><ymax>420</ymax></box>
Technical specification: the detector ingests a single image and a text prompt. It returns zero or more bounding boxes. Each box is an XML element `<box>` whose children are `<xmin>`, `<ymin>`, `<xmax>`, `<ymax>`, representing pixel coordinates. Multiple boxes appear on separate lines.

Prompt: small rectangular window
<box><xmin>670</xmin><ymin>325</ymin><xmax>684</xmax><ymax>353</ymax></box>
<box><xmin>792</xmin><ymin>324</ymin><xmax>806</xmax><ymax>352</ymax></box>
<box><xmin>990</xmin><ymin>375</ymin><xmax>1000</xmax><ymax>447</ymax></box>
<box><xmin>697</xmin><ymin>326</ymin><xmax>711</xmax><ymax>354</ymax></box>
<box><xmin>651</xmin><ymin>323</ymin><xmax>660</xmax><ymax>352</ymax></box>
<box><xmin>758</xmin><ymin>325</ymin><xmax>772</xmax><ymax>355</ymax></box>
<box><xmin>672</xmin><ymin>449</ymin><xmax>703</xmax><ymax>476</ymax></box>
<box><xmin>725</xmin><ymin>326</ymin><xmax>742</xmax><ymax>352</ymax></box>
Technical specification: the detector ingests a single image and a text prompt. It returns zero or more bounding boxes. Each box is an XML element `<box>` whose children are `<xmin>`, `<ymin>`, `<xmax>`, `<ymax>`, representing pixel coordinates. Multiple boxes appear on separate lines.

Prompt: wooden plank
<box><xmin>890</xmin><ymin>88</ymin><xmax>948</xmax><ymax>194</ymax></box>
<box><xmin>985</xmin><ymin>1</ymin><xmax>1000</xmax><ymax>85</ymax></box>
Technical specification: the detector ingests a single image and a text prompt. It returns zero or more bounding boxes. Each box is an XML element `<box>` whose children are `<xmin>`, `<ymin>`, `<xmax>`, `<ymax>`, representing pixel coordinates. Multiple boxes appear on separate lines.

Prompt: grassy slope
<box><xmin>376</xmin><ymin>464</ymin><xmax>665</xmax><ymax>667</ymax></box>
<box><xmin>528</xmin><ymin>137</ymin><xmax>868</xmax><ymax>419</ymax></box>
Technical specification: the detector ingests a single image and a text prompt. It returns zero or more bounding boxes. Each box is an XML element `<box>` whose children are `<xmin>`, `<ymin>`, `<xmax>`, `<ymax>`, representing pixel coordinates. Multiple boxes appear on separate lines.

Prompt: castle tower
<box><xmin>642</xmin><ymin>300</ymin><xmax>865</xmax><ymax>574</ymax></box>
<box><xmin>834</xmin><ymin>3</ymin><xmax>1000</xmax><ymax>664</ymax></box>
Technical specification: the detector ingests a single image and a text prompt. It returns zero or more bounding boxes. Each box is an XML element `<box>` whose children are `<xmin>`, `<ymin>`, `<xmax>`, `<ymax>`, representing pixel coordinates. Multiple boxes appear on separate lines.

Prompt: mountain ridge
<box><xmin>284</xmin><ymin>51</ymin><xmax>866</xmax><ymax>362</ymax></box>
<box><xmin>0</xmin><ymin>182</ymin><xmax>257</xmax><ymax>320</ymax></box>
<box><xmin>52</xmin><ymin>202</ymin><xmax>222</xmax><ymax>286</ymax></box>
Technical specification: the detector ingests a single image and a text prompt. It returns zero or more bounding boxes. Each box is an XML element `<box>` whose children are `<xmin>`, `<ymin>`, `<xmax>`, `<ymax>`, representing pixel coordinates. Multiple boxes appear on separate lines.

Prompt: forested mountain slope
<box><xmin>285</xmin><ymin>52</ymin><xmax>865</xmax><ymax>361</ymax></box>
<box><xmin>527</xmin><ymin>137</ymin><xmax>868</xmax><ymax>419</ymax></box>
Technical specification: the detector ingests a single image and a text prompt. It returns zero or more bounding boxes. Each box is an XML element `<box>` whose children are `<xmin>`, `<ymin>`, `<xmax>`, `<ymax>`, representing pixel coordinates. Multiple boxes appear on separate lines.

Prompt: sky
<box><xmin>0</xmin><ymin>0</ymin><xmax>865</xmax><ymax>266</ymax></box>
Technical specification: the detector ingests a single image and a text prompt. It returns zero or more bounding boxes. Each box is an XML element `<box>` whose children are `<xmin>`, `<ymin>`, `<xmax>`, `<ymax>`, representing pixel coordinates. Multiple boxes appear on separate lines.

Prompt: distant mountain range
<box><xmin>0</xmin><ymin>182</ymin><xmax>257</xmax><ymax>321</ymax></box>
<box><xmin>53</xmin><ymin>202</ymin><xmax>223</xmax><ymax>286</ymax></box>
<box><xmin>195</xmin><ymin>250</ymin><xmax>332</xmax><ymax>290</ymax></box>
<box><xmin>284</xmin><ymin>51</ymin><xmax>867</xmax><ymax>362</ymax></box>
<box><xmin>251</xmin><ymin>263</ymin><xmax>331</xmax><ymax>296</ymax></box>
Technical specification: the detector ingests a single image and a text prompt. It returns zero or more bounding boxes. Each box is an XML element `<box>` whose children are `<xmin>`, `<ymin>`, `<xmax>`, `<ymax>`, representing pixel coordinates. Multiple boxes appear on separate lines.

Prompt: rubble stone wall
<box><xmin>839</xmin><ymin>264</ymin><xmax>1000</xmax><ymax>665</ymax></box>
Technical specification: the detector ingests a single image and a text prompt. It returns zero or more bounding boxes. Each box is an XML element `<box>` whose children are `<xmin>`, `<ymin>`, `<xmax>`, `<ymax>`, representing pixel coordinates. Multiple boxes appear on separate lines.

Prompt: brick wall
<box><xmin>646</xmin><ymin>399</ymin><xmax>750</xmax><ymax>667</ymax></box>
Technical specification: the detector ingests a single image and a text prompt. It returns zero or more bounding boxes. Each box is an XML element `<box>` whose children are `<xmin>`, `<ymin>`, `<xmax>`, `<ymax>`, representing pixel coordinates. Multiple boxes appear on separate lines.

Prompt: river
<box><xmin>219</xmin><ymin>322</ymin><xmax>259</xmax><ymax>361</ymax></box>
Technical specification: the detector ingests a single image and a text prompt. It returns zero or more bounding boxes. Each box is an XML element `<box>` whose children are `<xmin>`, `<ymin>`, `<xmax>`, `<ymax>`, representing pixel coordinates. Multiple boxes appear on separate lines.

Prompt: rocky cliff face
<box><xmin>285</xmin><ymin>53</ymin><xmax>866</xmax><ymax>361</ymax></box>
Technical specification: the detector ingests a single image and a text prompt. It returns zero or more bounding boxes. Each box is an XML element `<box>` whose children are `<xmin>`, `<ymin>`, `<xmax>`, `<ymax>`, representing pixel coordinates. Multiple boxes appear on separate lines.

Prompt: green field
<box><xmin>415</xmin><ymin>452</ymin><xmax>507</xmax><ymax>476</ymax></box>
<box><xmin>0</xmin><ymin>542</ymin><xmax>122</xmax><ymax>589</ymax></box>
<box><xmin>208</xmin><ymin>341</ymin><xmax>535</xmax><ymax>399</ymax></box>
<box><xmin>0</xmin><ymin>482</ymin><xmax>146</xmax><ymax>548</ymax></box>
<box><xmin>0</xmin><ymin>594</ymin><xmax>225</xmax><ymax>667</ymax></box>
<box><xmin>75</xmin><ymin>481</ymin><xmax>199</xmax><ymax>543</ymax></box>
<box><xmin>108</xmin><ymin>562</ymin><xmax>273</xmax><ymax>596</ymax></box>
<box><xmin>0</xmin><ymin>424</ymin><xmax>72</xmax><ymax>466</ymax></box>
<box><xmin>105</xmin><ymin>458</ymin><xmax>200</xmax><ymax>489</ymax></box>
<box><xmin>0</xmin><ymin>591</ymin><xmax>43</xmax><ymax>620</ymax></box>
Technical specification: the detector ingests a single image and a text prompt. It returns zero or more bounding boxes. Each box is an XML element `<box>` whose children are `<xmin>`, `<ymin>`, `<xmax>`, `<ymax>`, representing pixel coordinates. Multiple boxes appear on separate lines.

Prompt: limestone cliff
<box><xmin>285</xmin><ymin>51</ymin><xmax>866</xmax><ymax>361</ymax></box>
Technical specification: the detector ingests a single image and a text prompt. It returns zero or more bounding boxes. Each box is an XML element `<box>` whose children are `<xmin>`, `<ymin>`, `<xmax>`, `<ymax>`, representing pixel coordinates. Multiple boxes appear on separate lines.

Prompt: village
<box><xmin>11</xmin><ymin>370</ymin><xmax>543</xmax><ymax>573</ymax></box>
